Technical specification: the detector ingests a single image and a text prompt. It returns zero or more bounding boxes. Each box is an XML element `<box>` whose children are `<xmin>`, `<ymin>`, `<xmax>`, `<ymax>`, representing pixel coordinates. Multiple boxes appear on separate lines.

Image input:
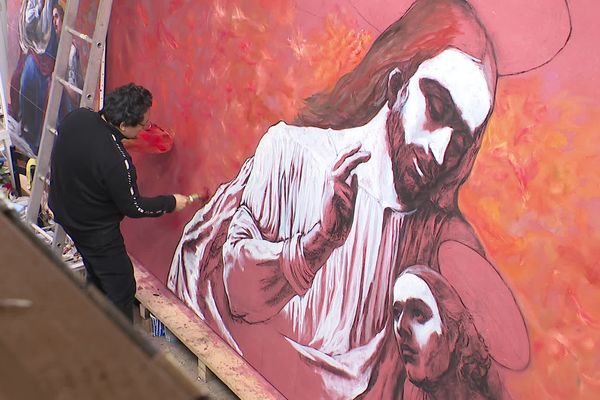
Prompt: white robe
<box><xmin>19</xmin><ymin>0</ymin><xmax>54</xmax><ymax>54</ymax></box>
<box><xmin>169</xmin><ymin>107</ymin><xmax>408</xmax><ymax>398</ymax></box>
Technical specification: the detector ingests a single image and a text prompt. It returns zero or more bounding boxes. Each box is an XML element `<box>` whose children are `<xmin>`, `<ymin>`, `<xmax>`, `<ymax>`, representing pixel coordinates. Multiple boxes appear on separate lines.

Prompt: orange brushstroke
<box><xmin>567</xmin><ymin>287</ymin><xmax>599</xmax><ymax>328</ymax></box>
<box><xmin>462</xmin><ymin>76</ymin><xmax>600</xmax><ymax>399</ymax></box>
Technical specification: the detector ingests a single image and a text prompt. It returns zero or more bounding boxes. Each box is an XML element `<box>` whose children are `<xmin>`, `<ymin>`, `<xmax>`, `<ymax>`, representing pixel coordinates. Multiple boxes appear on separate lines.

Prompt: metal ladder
<box><xmin>25</xmin><ymin>0</ymin><xmax>114</xmax><ymax>254</ymax></box>
<box><xmin>0</xmin><ymin>0</ymin><xmax>17</xmax><ymax>194</ymax></box>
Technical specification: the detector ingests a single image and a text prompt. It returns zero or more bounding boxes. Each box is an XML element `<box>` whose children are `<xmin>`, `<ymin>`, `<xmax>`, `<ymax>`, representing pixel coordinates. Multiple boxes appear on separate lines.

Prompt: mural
<box><xmin>106</xmin><ymin>0</ymin><xmax>599</xmax><ymax>399</ymax></box>
<box><xmin>5</xmin><ymin>0</ymin><xmax>95</xmax><ymax>157</ymax></box>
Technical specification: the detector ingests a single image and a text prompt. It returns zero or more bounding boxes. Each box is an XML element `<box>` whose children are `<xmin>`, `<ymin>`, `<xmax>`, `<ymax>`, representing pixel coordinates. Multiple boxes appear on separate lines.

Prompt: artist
<box><xmin>49</xmin><ymin>83</ymin><xmax>194</xmax><ymax>321</ymax></box>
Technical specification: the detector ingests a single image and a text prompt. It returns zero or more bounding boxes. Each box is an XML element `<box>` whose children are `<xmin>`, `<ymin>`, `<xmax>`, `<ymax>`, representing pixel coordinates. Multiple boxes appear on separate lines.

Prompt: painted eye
<box><xmin>427</xmin><ymin>95</ymin><xmax>448</xmax><ymax>123</ymax></box>
<box><xmin>393</xmin><ymin>302</ymin><xmax>404</xmax><ymax>320</ymax></box>
<box><xmin>413</xmin><ymin>307</ymin><xmax>429</xmax><ymax>324</ymax></box>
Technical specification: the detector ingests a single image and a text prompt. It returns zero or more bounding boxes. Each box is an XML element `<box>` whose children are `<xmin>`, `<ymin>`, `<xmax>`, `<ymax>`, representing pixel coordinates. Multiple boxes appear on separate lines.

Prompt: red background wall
<box><xmin>106</xmin><ymin>1</ymin><xmax>600</xmax><ymax>398</ymax></box>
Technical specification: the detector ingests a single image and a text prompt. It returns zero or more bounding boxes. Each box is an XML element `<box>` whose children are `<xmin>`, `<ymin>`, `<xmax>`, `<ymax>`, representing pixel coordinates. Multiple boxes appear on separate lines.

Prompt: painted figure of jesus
<box><xmin>169</xmin><ymin>0</ymin><xmax>570</xmax><ymax>397</ymax></box>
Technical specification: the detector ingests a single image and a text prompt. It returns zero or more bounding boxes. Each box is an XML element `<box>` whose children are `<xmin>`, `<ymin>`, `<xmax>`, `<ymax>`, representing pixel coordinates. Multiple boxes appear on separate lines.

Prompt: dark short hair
<box><xmin>100</xmin><ymin>83</ymin><xmax>152</xmax><ymax>127</ymax></box>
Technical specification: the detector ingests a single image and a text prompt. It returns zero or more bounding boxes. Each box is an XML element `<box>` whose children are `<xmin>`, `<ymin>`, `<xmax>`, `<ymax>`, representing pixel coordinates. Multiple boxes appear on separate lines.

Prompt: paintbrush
<box><xmin>187</xmin><ymin>193</ymin><xmax>204</xmax><ymax>203</ymax></box>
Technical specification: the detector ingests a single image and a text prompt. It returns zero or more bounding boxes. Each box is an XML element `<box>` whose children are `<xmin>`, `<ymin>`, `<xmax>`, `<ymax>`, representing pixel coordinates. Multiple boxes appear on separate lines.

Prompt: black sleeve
<box><xmin>104</xmin><ymin>156</ymin><xmax>176</xmax><ymax>219</ymax></box>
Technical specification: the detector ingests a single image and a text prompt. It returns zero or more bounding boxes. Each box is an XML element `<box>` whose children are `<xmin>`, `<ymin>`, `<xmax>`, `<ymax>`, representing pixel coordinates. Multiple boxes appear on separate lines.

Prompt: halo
<box><xmin>297</xmin><ymin>0</ymin><xmax>572</xmax><ymax>76</ymax></box>
<box><xmin>438</xmin><ymin>240</ymin><xmax>530</xmax><ymax>370</ymax></box>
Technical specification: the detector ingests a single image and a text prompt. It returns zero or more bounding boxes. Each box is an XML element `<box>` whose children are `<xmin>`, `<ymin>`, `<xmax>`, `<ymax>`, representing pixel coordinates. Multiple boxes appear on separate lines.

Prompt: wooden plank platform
<box><xmin>134</xmin><ymin>264</ymin><xmax>286</xmax><ymax>400</ymax></box>
<box><xmin>0</xmin><ymin>208</ymin><xmax>208</xmax><ymax>400</ymax></box>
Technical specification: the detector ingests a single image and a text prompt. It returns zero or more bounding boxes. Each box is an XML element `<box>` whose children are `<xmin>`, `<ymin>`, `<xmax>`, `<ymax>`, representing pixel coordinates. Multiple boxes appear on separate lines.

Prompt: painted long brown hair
<box><xmin>402</xmin><ymin>265</ymin><xmax>503</xmax><ymax>399</ymax></box>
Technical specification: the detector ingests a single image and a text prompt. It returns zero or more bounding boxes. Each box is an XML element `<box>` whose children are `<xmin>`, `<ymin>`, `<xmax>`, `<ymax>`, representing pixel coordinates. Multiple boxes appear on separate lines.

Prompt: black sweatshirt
<box><xmin>49</xmin><ymin>108</ymin><xmax>175</xmax><ymax>244</ymax></box>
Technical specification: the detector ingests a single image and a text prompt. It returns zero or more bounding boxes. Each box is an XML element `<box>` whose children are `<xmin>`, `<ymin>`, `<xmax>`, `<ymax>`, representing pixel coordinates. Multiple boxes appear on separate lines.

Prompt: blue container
<box><xmin>150</xmin><ymin>314</ymin><xmax>165</xmax><ymax>337</ymax></box>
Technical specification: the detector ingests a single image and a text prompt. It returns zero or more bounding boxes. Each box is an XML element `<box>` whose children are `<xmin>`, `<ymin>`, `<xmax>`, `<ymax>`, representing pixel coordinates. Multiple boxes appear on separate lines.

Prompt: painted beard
<box><xmin>386</xmin><ymin>109</ymin><xmax>442</xmax><ymax>210</ymax></box>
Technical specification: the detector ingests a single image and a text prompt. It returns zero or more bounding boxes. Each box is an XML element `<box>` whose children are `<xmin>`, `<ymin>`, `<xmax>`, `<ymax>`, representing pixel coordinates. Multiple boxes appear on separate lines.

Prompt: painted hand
<box><xmin>320</xmin><ymin>143</ymin><xmax>371</xmax><ymax>246</ymax></box>
<box><xmin>301</xmin><ymin>144</ymin><xmax>371</xmax><ymax>272</ymax></box>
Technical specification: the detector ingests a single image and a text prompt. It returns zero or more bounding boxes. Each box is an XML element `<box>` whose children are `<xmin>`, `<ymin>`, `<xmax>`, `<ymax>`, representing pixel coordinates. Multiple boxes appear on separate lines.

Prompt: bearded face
<box><xmin>386</xmin><ymin>48</ymin><xmax>493</xmax><ymax>210</ymax></box>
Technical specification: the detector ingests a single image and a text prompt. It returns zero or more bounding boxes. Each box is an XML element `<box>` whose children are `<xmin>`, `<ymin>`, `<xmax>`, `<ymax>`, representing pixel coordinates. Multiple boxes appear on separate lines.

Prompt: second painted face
<box><xmin>52</xmin><ymin>8</ymin><xmax>63</xmax><ymax>34</ymax></box>
<box><xmin>393</xmin><ymin>272</ymin><xmax>454</xmax><ymax>385</ymax></box>
<box><xmin>386</xmin><ymin>48</ymin><xmax>493</xmax><ymax>210</ymax></box>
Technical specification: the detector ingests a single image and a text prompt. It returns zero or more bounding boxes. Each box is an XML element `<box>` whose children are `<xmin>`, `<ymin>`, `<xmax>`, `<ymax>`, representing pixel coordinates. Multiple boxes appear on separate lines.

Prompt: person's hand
<box><xmin>187</xmin><ymin>189</ymin><xmax>210</xmax><ymax>207</ymax></box>
<box><xmin>302</xmin><ymin>143</ymin><xmax>371</xmax><ymax>271</ymax></box>
<box><xmin>320</xmin><ymin>143</ymin><xmax>371</xmax><ymax>246</ymax></box>
<box><xmin>173</xmin><ymin>194</ymin><xmax>190</xmax><ymax>212</ymax></box>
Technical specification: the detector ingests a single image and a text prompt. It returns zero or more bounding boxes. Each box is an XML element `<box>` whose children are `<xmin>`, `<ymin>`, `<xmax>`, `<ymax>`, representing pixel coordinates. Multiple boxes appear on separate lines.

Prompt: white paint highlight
<box><xmin>394</xmin><ymin>48</ymin><xmax>492</xmax><ymax>165</ymax></box>
<box><xmin>412</xmin><ymin>158</ymin><xmax>424</xmax><ymax>178</ymax></box>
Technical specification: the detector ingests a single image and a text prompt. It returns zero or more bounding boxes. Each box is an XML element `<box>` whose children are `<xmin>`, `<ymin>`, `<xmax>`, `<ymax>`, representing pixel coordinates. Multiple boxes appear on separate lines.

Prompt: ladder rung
<box><xmin>30</xmin><ymin>223</ymin><xmax>53</xmax><ymax>242</ymax></box>
<box><xmin>25</xmin><ymin>0</ymin><xmax>114</xmax><ymax>227</ymax></box>
<box><xmin>55</xmin><ymin>76</ymin><xmax>84</xmax><ymax>95</ymax></box>
<box><xmin>66</xmin><ymin>26</ymin><xmax>93</xmax><ymax>44</ymax></box>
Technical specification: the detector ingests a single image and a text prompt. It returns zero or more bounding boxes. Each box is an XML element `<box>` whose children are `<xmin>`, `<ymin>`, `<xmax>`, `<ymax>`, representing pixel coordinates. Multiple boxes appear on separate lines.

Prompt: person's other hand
<box><xmin>173</xmin><ymin>194</ymin><xmax>189</xmax><ymax>212</ymax></box>
<box><xmin>320</xmin><ymin>143</ymin><xmax>371</xmax><ymax>247</ymax></box>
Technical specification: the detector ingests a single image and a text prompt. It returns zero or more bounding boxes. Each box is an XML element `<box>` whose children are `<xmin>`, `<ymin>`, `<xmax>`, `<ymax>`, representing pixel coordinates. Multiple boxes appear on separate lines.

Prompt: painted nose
<box><xmin>429</xmin><ymin>126</ymin><xmax>453</xmax><ymax>165</ymax></box>
<box><xmin>397</xmin><ymin>313</ymin><xmax>412</xmax><ymax>339</ymax></box>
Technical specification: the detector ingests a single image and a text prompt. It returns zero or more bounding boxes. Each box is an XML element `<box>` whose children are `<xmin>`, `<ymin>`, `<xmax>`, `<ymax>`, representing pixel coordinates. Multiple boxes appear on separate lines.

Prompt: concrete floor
<box><xmin>133</xmin><ymin>310</ymin><xmax>239</xmax><ymax>400</ymax></box>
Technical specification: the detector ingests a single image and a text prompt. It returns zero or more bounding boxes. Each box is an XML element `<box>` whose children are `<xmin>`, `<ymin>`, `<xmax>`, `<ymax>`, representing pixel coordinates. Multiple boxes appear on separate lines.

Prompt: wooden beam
<box><xmin>134</xmin><ymin>264</ymin><xmax>285</xmax><ymax>400</ymax></box>
<box><xmin>0</xmin><ymin>208</ymin><xmax>208</xmax><ymax>400</ymax></box>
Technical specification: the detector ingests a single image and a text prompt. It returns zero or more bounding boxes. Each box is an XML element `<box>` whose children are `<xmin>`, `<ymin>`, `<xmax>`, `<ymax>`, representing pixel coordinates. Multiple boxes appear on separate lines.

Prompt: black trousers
<box><xmin>64</xmin><ymin>226</ymin><xmax>136</xmax><ymax>322</ymax></box>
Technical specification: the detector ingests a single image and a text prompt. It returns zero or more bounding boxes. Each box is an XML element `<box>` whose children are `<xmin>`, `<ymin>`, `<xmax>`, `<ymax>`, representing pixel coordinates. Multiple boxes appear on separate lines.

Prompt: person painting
<box><xmin>49</xmin><ymin>83</ymin><xmax>194</xmax><ymax>321</ymax></box>
<box><xmin>168</xmin><ymin>0</ymin><xmax>569</xmax><ymax>398</ymax></box>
